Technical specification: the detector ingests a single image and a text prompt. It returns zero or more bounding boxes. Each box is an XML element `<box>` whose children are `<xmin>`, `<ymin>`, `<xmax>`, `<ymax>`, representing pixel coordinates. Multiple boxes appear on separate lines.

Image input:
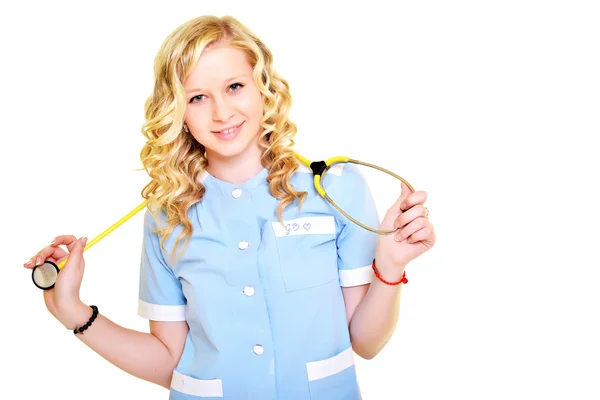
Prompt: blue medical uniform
<box><xmin>138</xmin><ymin>161</ymin><xmax>380</xmax><ymax>399</ymax></box>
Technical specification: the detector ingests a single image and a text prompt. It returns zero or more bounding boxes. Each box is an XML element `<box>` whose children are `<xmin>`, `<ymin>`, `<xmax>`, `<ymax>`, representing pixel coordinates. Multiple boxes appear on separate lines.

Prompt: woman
<box><xmin>23</xmin><ymin>15</ymin><xmax>435</xmax><ymax>399</ymax></box>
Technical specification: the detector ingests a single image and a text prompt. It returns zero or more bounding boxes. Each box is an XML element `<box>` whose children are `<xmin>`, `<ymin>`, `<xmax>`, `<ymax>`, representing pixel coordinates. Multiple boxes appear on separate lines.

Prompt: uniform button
<box><xmin>231</xmin><ymin>188</ymin><xmax>242</xmax><ymax>198</ymax></box>
<box><xmin>238</xmin><ymin>240</ymin><xmax>249</xmax><ymax>250</ymax></box>
<box><xmin>243</xmin><ymin>286</ymin><xmax>255</xmax><ymax>296</ymax></box>
<box><xmin>253</xmin><ymin>345</ymin><xmax>264</xmax><ymax>355</ymax></box>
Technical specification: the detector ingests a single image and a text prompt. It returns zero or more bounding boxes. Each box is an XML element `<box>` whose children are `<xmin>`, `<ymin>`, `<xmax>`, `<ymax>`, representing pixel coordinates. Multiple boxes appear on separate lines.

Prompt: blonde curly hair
<box><xmin>140</xmin><ymin>15</ymin><xmax>307</xmax><ymax>258</ymax></box>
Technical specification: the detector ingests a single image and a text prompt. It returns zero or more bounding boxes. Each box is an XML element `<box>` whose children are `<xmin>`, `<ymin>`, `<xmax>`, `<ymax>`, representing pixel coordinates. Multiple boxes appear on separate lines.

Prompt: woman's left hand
<box><xmin>375</xmin><ymin>182</ymin><xmax>436</xmax><ymax>280</ymax></box>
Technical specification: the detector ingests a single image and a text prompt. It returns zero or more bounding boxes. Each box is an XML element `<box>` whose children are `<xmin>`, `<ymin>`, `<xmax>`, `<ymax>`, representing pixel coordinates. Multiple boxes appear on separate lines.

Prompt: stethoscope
<box><xmin>31</xmin><ymin>153</ymin><xmax>414</xmax><ymax>290</ymax></box>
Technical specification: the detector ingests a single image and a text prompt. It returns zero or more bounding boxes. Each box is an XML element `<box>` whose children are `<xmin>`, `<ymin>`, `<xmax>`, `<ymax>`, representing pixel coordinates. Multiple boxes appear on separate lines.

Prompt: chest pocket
<box><xmin>272</xmin><ymin>215</ymin><xmax>339</xmax><ymax>291</ymax></box>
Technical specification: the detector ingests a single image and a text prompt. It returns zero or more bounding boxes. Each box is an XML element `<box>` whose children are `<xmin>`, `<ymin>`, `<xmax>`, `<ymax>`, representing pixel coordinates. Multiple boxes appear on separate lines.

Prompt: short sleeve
<box><xmin>138</xmin><ymin>209</ymin><xmax>187</xmax><ymax>321</ymax></box>
<box><xmin>333</xmin><ymin>163</ymin><xmax>380</xmax><ymax>287</ymax></box>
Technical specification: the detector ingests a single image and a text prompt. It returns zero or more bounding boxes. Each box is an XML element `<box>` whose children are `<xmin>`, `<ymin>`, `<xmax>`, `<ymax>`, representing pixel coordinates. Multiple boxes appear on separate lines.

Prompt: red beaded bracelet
<box><xmin>372</xmin><ymin>259</ymin><xmax>408</xmax><ymax>285</ymax></box>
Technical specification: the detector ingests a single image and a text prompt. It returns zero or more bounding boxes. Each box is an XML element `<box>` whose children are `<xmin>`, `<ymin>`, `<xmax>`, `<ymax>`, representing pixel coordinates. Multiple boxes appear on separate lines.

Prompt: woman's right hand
<box><xmin>24</xmin><ymin>235</ymin><xmax>89</xmax><ymax>329</ymax></box>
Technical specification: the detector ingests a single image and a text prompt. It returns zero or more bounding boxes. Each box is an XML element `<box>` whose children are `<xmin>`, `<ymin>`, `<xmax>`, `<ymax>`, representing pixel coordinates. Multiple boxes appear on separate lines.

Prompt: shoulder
<box><xmin>285</xmin><ymin>158</ymin><xmax>372</xmax><ymax>210</ymax></box>
<box><xmin>143</xmin><ymin>206</ymin><xmax>167</xmax><ymax>231</ymax></box>
<box><xmin>321</xmin><ymin>162</ymin><xmax>369</xmax><ymax>197</ymax></box>
<box><xmin>289</xmin><ymin>157</ymin><xmax>362</xmax><ymax>187</ymax></box>
<box><xmin>142</xmin><ymin>205</ymin><xmax>187</xmax><ymax>247</ymax></box>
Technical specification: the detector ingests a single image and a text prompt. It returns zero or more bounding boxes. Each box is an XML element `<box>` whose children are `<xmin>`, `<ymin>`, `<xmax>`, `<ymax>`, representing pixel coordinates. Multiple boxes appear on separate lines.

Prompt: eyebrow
<box><xmin>186</xmin><ymin>74</ymin><xmax>249</xmax><ymax>93</ymax></box>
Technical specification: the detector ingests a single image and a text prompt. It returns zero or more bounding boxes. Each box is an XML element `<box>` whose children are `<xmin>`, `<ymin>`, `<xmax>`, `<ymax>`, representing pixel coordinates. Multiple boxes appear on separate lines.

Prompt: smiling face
<box><xmin>183</xmin><ymin>42</ymin><xmax>264</xmax><ymax>166</ymax></box>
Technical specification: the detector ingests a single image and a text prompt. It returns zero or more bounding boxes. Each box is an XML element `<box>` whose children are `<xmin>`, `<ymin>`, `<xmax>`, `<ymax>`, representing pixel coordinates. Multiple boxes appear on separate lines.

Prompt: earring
<box><xmin>183</xmin><ymin>124</ymin><xmax>190</xmax><ymax>133</ymax></box>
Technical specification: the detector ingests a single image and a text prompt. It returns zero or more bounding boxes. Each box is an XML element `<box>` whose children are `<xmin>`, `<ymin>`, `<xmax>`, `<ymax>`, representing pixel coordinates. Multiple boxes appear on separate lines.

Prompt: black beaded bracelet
<box><xmin>73</xmin><ymin>305</ymin><xmax>99</xmax><ymax>335</ymax></box>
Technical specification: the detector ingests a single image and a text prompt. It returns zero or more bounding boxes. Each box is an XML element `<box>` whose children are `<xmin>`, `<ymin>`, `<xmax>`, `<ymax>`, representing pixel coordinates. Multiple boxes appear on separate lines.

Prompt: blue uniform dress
<box><xmin>138</xmin><ymin>161</ymin><xmax>380</xmax><ymax>399</ymax></box>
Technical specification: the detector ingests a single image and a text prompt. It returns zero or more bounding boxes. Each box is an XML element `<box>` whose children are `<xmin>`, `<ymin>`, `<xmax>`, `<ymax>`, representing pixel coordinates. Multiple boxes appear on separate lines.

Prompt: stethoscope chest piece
<box><xmin>32</xmin><ymin>261</ymin><xmax>59</xmax><ymax>290</ymax></box>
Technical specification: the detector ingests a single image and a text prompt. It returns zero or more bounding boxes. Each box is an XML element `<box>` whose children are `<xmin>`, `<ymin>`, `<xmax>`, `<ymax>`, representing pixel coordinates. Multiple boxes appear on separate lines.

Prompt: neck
<box><xmin>205</xmin><ymin>148</ymin><xmax>265</xmax><ymax>185</ymax></box>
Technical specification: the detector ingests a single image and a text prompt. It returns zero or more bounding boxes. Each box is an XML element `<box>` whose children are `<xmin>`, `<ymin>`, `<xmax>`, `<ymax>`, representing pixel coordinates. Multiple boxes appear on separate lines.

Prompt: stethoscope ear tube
<box><xmin>313</xmin><ymin>157</ymin><xmax>415</xmax><ymax>235</ymax></box>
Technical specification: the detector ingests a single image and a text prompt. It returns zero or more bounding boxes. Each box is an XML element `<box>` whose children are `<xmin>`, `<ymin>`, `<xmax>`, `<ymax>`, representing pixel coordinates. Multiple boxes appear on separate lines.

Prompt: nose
<box><xmin>212</xmin><ymin>95</ymin><xmax>235</xmax><ymax>122</ymax></box>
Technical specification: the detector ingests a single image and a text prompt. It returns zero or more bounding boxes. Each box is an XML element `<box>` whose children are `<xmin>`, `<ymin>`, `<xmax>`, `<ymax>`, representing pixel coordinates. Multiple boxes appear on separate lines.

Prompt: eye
<box><xmin>229</xmin><ymin>83</ymin><xmax>244</xmax><ymax>92</ymax></box>
<box><xmin>189</xmin><ymin>94</ymin><xmax>205</xmax><ymax>103</ymax></box>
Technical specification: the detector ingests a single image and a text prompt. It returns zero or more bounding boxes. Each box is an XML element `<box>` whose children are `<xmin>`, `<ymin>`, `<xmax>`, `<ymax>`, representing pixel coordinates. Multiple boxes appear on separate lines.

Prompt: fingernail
<box><xmin>24</xmin><ymin>259</ymin><xmax>31</xmax><ymax>266</ymax></box>
<box><xmin>35</xmin><ymin>257</ymin><xmax>41</xmax><ymax>265</ymax></box>
<box><xmin>400</xmin><ymin>202</ymin><xmax>407</xmax><ymax>210</ymax></box>
<box><xmin>50</xmin><ymin>239</ymin><xmax>55</xmax><ymax>245</ymax></box>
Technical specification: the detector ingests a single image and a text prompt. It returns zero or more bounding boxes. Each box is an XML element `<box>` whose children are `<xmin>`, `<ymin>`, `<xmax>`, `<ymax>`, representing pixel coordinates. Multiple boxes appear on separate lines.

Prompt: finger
<box><xmin>400</xmin><ymin>181</ymin><xmax>414</xmax><ymax>198</ymax></box>
<box><xmin>24</xmin><ymin>256</ymin><xmax>35</xmax><ymax>268</ymax></box>
<box><xmin>26</xmin><ymin>246</ymin><xmax>65</xmax><ymax>269</ymax></box>
<box><xmin>383</xmin><ymin>181</ymin><xmax>413</xmax><ymax>219</ymax></box>
<box><xmin>406</xmin><ymin>224</ymin><xmax>435</xmax><ymax>245</ymax></box>
<box><xmin>394</xmin><ymin>217</ymin><xmax>430</xmax><ymax>242</ymax></box>
<box><xmin>62</xmin><ymin>237</ymin><xmax>87</xmax><ymax>271</ymax></box>
<box><xmin>23</xmin><ymin>248</ymin><xmax>68</xmax><ymax>269</ymax></box>
<box><xmin>37</xmin><ymin>235</ymin><xmax>78</xmax><ymax>265</ymax></box>
<box><xmin>382</xmin><ymin>182</ymin><xmax>418</xmax><ymax>230</ymax></box>
<box><xmin>394</xmin><ymin>204</ymin><xmax>428</xmax><ymax>229</ymax></box>
<box><xmin>51</xmin><ymin>235</ymin><xmax>80</xmax><ymax>252</ymax></box>
<box><xmin>390</xmin><ymin>186</ymin><xmax>407</xmax><ymax>212</ymax></box>
<box><xmin>382</xmin><ymin>195</ymin><xmax>405</xmax><ymax>228</ymax></box>
<box><xmin>26</xmin><ymin>235</ymin><xmax>78</xmax><ymax>268</ymax></box>
<box><xmin>400</xmin><ymin>190</ymin><xmax>428</xmax><ymax>212</ymax></box>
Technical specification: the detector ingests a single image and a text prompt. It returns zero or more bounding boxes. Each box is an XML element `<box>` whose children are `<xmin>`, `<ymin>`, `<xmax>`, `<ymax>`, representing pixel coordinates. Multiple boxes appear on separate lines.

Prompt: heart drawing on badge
<box><xmin>303</xmin><ymin>223</ymin><xmax>311</xmax><ymax>231</ymax></box>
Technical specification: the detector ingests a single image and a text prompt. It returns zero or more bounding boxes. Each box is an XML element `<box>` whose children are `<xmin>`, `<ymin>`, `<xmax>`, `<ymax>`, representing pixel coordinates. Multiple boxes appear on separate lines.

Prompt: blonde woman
<box><xmin>24</xmin><ymin>15</ymin><xmax>436</xmax><ymax>399</ymax></box>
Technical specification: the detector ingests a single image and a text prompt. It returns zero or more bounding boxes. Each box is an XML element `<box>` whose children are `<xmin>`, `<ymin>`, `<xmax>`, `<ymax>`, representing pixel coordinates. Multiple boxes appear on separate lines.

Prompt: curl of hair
<box><xmin>140</xmin><ymin>15</ymin><xmax>306</xmax><ymax>261</ymax></box>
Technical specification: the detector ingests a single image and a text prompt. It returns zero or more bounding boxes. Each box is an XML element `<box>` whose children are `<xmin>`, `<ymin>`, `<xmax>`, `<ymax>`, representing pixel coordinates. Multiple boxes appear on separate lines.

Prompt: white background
<box><xmin>1</xmin><ymin>1</ymin><xmax>599</xmax><ymax>399</ymax></box>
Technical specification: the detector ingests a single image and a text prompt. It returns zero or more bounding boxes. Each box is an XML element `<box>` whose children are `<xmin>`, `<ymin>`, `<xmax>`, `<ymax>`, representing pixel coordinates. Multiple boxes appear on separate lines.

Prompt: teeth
<box><xmin>220</xmin><ymin>125</ymin><xmax>237</xmax><ymax>134</ymax></box>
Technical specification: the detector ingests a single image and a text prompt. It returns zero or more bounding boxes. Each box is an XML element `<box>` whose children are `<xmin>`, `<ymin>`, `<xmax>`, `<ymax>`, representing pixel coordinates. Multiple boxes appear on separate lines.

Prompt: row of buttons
<box><xmin>243</xmin><ymin>286</ymin><xmax>262</xmax><ymax>355</ymax></box>
<box><xmin>232</xmin><ymin>187</ymin><xmax>263</xmax><ymax>357</ymax></box>
<box><xmin>233</xmin><ymin>188</ymin><xmax>248</xmax><ymax>252</ymax></box>
<box><xmin>242</xmin><ymin>284</ymin><xmax>259</xmax><ymax>353</ymax></box>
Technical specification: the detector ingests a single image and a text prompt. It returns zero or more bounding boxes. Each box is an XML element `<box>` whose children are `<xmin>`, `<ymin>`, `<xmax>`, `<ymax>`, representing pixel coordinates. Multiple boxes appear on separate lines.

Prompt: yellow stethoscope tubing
<box><xmin>56</xmin><ymin>199</ymin><xmax>149</xmax><ymax>270</ymax></box>
<box><xmin>55</xmin><ymin>153</ymin><xmax>412</xmax><ymax>270</ymax></box>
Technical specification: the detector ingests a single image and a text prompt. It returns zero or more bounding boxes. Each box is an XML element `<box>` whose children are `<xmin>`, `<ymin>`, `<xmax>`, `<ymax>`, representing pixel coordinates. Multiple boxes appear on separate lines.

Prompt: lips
<box><xmin>212</xmin><ymin>122</ymin><xmax>243</xmax><ymax>134</ymax></box>
<box><xmin>212</xmin><ymin>121</ymin><xmax>245</xmax><ymax>141</ymax></box>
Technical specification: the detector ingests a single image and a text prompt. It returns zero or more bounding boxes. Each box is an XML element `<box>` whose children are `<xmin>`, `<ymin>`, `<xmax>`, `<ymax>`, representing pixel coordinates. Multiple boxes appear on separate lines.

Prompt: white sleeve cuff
<box><xmin>339</xmin><ymin>265</ymin><xmax>373</xmax><ymax>287</ymax></box>
<box><xmin>138</xmin><ymin>299</ymin><xmax>186</xmax><ymax>321</ymax></box>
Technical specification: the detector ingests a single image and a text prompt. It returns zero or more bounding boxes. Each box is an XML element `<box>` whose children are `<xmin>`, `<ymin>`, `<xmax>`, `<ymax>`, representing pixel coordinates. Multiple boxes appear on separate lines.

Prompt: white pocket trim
<box><xmin>272</xmin><ymin>216</ymin><xmax>336</xmax><ymax>237</ymax></box>
<box><xmin>306</xmin><ymin>346</ymin><xmax>355</xmax><ymax>381</ymax></box>
<box><xmin>171</xmin><ymin>370</ymin><xmax>223</xmax><ymax>397</ymax></box>
<box><xmin>339</xmin><ymin>264</ymin><xmax>374</xmax><ymax>287</ymax></box>
<box><xmin>138</xmin><ymin>299</ymin><xmax>186</xmax><ymax>321</ymax></box>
